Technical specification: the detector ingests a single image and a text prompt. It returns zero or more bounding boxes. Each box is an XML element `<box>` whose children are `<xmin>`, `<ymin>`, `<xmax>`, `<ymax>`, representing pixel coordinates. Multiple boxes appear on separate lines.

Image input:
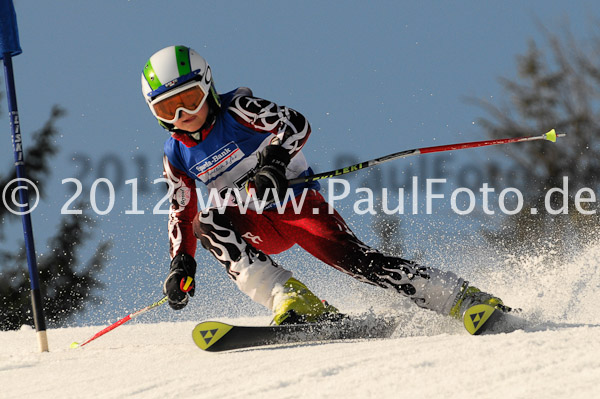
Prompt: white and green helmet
<box><xmin>141</xmin><ymin>45</ymin><xmax>220</xmax><ymax>128</ymax></box>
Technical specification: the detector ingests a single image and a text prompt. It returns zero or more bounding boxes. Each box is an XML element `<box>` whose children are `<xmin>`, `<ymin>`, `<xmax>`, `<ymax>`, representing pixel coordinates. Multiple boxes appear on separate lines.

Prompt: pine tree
<box><xmin>475</xmin><ymin>26</ymin><xmax>600</xmax><ymax>255</ymax></box>
<box><xmin>0</xmin><ymin>101</ymin><xmax>110</xmax><ymax>330</ymax></box>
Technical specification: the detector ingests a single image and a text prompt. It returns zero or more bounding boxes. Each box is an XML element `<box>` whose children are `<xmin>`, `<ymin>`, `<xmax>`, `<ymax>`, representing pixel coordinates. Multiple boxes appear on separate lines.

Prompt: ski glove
<box><xmin>163</xmin><ymin>253</ymin><xmax>197</xmax><ymax>310</ymax></box>
<box><xmin>248</xmin><ymin>144</ymin><xmax>291</xmax><ymax>203</ymax></box>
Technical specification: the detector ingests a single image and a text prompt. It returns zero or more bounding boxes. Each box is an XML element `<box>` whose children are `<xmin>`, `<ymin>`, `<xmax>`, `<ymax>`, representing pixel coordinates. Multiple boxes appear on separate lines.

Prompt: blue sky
<box><xmin>2</xmin><ymin>1</ymin><xmax>598</xmax><ymax>324</ymax></box>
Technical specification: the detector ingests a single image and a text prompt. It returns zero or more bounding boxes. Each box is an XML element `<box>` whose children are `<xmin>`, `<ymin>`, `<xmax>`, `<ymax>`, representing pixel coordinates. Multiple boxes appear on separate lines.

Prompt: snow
<box><xmin>2</xmin><ymin>319</ymin><xmax>600</xmax><ymax>398</ymax></box>
<box><xmin>2</xmin><ymin>240</ymin><xmax>600</xmax><ymax>399</ymax></box>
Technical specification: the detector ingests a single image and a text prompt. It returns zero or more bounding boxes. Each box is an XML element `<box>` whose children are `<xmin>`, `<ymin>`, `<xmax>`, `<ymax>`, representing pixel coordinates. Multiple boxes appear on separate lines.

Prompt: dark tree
<box><xmin>475</xmin><ymin>26</ymin><xmax>600</xmax><ymax>255</ymax></box>
<box><xmin>0</xmin><ymin>101</ymin><xmax>110</xmax><ymax>330</ymax></box>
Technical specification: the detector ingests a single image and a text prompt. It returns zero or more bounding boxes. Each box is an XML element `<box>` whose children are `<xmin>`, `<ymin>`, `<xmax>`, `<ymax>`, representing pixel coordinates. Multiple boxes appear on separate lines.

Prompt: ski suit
<box><xmin>163</xmin><ymin>87</ymin><xmax>465</xmax><ymax>315</ymax></box>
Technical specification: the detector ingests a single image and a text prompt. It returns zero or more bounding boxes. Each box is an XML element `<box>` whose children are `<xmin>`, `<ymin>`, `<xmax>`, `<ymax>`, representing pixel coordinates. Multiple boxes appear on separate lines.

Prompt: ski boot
<box><xmin>271</xmin><ymin>278</ymin><xmax>342</xmax><ymax>325</ymax></box>
<box><xmin>449</xmin><ymin>283</ymin><xmax>510</xmax><ymax>320</ymax></box>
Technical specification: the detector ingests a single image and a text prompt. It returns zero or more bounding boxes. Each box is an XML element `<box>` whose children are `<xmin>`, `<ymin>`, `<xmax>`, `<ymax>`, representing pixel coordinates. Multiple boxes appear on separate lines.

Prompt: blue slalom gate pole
<box><xmin>1</xmin><ymin>0</ymin><xmax>48</xmax><ymax>352</ymax></box>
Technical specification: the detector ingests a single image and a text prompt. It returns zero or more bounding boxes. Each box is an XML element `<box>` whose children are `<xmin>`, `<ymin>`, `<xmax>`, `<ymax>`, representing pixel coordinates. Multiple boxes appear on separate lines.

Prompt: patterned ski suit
<box><xmin>163</xmin><ymin>87</ymin><xmax>464</xmax><ymax>314</ymax></box>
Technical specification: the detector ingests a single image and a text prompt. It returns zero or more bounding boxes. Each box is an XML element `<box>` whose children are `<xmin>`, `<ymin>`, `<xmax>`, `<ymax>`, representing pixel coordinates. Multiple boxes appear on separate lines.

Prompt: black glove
<box><xmin>249</xmin><ymin>144</ymin><xmax>291</xmax><ymax>203</ymax></box>
<box><xmin>163</xmin><ymin>253</ymin><xmax>197</xmax><ymax>310</ymax></box>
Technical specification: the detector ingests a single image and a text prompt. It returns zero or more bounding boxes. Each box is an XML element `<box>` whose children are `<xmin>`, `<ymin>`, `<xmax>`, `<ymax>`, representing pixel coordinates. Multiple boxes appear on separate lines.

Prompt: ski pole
<box><xmin>70</xmin><ymin>296</ymin><xmax>168</xmax><ymax>348</ymax></box>
<box><xmin>290</xmin><ymin>129</ymin><xmax>565</xmax><ymax>185</ymax></box>
<box><xmin>2</xmin><ymin>1</ymin><xmax>49</xmax><ymax>352</ymax></box>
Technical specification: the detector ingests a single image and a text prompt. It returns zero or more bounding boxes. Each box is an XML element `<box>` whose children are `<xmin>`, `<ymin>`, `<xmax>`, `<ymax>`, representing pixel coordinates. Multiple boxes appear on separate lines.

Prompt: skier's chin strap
<box><xmin>165</xmin><ymin>108</ymin><xmax>217</xmax><ymax>148</ymax></box>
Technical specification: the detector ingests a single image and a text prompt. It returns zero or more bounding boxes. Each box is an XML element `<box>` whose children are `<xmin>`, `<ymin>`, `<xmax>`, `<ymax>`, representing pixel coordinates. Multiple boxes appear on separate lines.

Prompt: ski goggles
<box><xmin>149</xmin><ymin>81</ymin><xmax>208</xmax><ymax>124</ymax></box>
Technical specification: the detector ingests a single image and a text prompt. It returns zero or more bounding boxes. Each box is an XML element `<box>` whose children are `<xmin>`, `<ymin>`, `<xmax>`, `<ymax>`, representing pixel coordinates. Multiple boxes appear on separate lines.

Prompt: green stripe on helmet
<box><xmin>175</xmin><ymin>45</ymin><xmax>192</xmax><ymax>77</ymax></box>
<box><xmin>143</xmin><ymin>59</ymin><xmax>162</xmax><ymax>91</ymax></box>
<box><xmin>210</xmin><ymin>82</ymin><xmax>221</xmax><ymax>108</ymax></box>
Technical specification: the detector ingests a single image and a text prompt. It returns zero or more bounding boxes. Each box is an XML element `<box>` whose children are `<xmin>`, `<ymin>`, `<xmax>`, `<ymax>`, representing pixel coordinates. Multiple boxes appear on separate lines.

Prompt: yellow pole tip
<box><xmin>545</xmin><ymin>129</ymin><xmax>557</xmax><ymax>142</ymax></box>
<box><xmin>70</xmin><ymin>342</ymin><xmax>80</xmax><ymax>349</ymax></box>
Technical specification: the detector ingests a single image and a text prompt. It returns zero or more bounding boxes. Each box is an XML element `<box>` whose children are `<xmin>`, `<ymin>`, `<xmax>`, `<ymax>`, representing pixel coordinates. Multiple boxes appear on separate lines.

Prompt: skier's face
<box><xmin>172</xmin><ymin>101</ymin><xmax>210</xmax><ymax>132</ymax></box>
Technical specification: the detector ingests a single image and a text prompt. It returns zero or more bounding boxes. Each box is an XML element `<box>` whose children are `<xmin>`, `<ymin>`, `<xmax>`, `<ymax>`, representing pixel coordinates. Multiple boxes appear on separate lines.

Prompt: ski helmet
<box><xmin>141</xmin><ymin>45</ymin><xmax>220</xmax><ymax>130</ymax></box>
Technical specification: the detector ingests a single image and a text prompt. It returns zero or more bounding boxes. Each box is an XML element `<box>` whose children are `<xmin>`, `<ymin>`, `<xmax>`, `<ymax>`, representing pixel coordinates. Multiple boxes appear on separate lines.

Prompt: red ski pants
<box><xmin>192</xmin><ymin>189</ymin><xmax>464</xmax><ymax>314</ymax></box>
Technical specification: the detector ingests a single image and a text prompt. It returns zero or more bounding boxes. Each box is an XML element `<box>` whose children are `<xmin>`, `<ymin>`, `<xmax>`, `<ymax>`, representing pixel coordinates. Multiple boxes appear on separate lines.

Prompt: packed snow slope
<box><xmin>1</xmin><ymin>319</ymin><xmax>599</xmax><ymax>399</ymax></box>
<box><xmin>2</xmin><ymin>239</ymin><xmax>600</xmax><ymax>399</ymax></box>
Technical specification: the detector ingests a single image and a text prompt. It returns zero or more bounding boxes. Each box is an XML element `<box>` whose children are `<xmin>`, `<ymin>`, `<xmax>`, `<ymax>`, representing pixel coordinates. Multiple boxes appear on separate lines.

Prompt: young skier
<box><xmin>141</xmin><ymin>45</ymin><xmax>509</xmax><ymax>325</ymax></box>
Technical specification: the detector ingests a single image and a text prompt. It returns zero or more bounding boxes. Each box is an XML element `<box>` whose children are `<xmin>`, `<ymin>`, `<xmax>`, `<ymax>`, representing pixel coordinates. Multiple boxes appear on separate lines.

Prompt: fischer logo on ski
<box><xmin>199</xmin><ymin>329</ymin><xmax>219</xmax><ymax>345</ymax></box>
<box><xmin>470</xmin><ymin>311</ymin><xmax>487</xmax><ymax>329</ymax></box>
<box><xmin>463</xmin><ymin>304</ymin><xmax>501</xmax><ymax>335</ymax></box>
<box><xmin>192</xmin><ymin>322</ymin><xmax>234</xmax><ymax>350</ymax></box>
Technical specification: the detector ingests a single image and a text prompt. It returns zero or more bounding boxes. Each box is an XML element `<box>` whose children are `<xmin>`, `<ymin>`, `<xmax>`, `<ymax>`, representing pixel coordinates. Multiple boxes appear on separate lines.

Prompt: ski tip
<box><xmin>463</xmin><ymin>304</ymin><xmax>497</xmax><ymax>335</ymax></box>
<box><xmin>70</xmin><ymin>341</ymin><xmax>80</xmax><ymax>349</ymax></box>
<box><xmin>192</xmin><ymin>321</ymin><xmax>234</xmax><ymax>351</ymax></box>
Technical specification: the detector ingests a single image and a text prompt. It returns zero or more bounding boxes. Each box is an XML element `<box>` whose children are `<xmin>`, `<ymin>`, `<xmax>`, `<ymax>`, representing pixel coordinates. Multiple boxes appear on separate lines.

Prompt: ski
<box><xmin>463</xmin><ymin>304</ymin><xmax>525</xmax><ymax>335</ymax></box>
<box><xmin>192</xmin><ymin>315</ymin><xmax>400</xmax><ymax>352</ymax></box>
